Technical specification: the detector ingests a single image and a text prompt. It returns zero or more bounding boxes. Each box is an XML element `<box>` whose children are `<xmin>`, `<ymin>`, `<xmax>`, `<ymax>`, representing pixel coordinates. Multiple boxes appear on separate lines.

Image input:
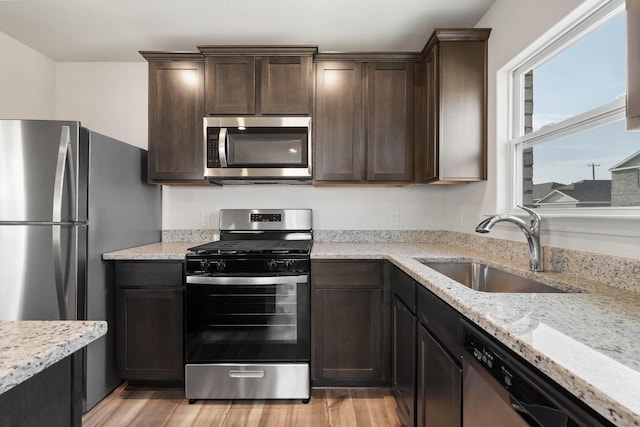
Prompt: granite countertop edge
<box><xmin>103</xmin><ymin>241</ymin><xmax>640</xmax><ymax>425</ymax></box>
<box><xmin>0</xmin><ymin>321</ymin><xmax>108</xmax><ymax>395</ymax></box>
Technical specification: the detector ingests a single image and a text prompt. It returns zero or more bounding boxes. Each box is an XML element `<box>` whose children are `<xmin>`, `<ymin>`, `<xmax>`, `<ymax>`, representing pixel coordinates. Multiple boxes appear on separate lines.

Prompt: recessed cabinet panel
<box><xmin>117</xmin><ymin>288</ymin><xmax>184</xmax><ymax>380</ymax></box>
<box><xmin>146</xmin><ymin>59</ymin><xmax>205</xmax><ymax>182</ymax></box>
<box><xmin>417</xmin><ymin>324</ymin><xmax>462</xmax><ymax>427</ymax></box>
<box><xmin>311</xmin><ymin>260</ymin><xmax>389</xmax><ymax>387</ymax></box>
<box><xmin>115</xmin><ymin>261</ymin><xmax>184</xmax><ymax>382</ymax></box>
<box><xmin>417</xmin><ymin>29</ymin><xmax>490</xmax><ymax>183</ymax></box>
<box><xmin>313</xmin><ymin>287</ymin><xmax>382</xmax><ymax>380</ymax></box>
<box><xmin>314</xmin><ymin>62</ymin><xmax>364</xmax><ymax>181</ymax></box>
<box><xmin>439</xmin><ymin>41</ymin><xmax>486</xmax><ymax>180</ymax></box>
<box><xmin>392</xmin><ymin>297</ymin><xmax>416</xmax><ymax>427</ymax></box>
<box><xmin>260</xmin><ymin>56</ymin><xmax>311</xmax><ymax>114</ymax></box>
<box><xmin>205</xmin><ymin>56</ymin><xmax>256</xmax><ymax>115</ymax></box>
<box><xmin>366</xmin><ymin>63</ymin><xmax>414</xmax><ymax>182</ymax></box>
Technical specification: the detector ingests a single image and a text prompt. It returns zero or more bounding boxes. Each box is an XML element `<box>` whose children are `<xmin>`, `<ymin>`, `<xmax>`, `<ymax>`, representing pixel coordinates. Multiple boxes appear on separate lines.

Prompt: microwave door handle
<box><xmin>218</xmin><ymin>127</ymin><xmax>228</xmax><ymax>167</ymax></box>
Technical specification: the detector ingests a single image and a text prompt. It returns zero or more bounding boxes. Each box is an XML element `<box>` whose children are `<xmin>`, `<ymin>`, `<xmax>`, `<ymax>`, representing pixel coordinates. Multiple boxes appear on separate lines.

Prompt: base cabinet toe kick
<box><xmin>185</xmin><ymin>363</ymin><xmax>310</xmax><ymax>401</ymax></box>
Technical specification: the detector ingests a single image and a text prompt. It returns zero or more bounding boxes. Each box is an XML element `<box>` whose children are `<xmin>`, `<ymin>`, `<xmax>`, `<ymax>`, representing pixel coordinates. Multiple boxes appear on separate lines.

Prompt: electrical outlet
<box><xmin>200</xmin><ymin>211</ymin><xmax>210</xmax><ymax>227</ymax></box>
<box><xmin>390</xmin><ymin>211</ymin><xmax>400</xmax><ymax>226</ymax></box>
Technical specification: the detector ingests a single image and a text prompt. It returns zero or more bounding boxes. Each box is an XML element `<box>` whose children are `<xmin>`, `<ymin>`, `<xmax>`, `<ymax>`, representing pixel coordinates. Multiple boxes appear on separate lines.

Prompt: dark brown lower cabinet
<box><xmin>416</xmin><ymin>324</ymin><xmax>462</xmax><ymax>427</ymax></box>
<box><xmin>0</xmin><ymin>353</ymin><xmax>82</xmax><ymax>426</ymax></box>
<box><xmin>311</xmin><ymin>260</ymin><xmax>390</xmax><ymax>386</ymax></box>
<box><xmin>115</xmin><ymin>261</ymin><xmax>184</xmax><ymax>384</ymax></box>
<box><xmin>392</xmin><ymin>296</ymin><xmax>416</xmax><ymax>426</ymax></box>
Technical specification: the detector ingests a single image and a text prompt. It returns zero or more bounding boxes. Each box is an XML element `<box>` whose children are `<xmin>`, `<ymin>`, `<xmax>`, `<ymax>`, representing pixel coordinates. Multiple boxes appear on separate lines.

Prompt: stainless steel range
<box><xmin>184</xmin><ymin>209</ymin><xmax>312</xmax><ymax>402</ymax></box>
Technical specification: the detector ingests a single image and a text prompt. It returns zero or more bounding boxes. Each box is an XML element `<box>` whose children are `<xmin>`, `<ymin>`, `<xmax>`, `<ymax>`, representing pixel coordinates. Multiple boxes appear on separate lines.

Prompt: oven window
<box><xmin>226</xmin><ymin>127</ymin><xmax>308</xmax><ymax>167</ymax></box>
<box><xmin>185</xmin><ymin>280</ymin><xmax>310</xmax><ymax>363</ymax></box>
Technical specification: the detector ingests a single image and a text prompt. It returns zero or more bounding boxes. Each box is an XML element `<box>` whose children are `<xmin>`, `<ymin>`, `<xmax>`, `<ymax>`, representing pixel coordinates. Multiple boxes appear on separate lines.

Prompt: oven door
<box><xmin>185</xmin><ymin>274</ymin><xmax>310</xmax><ymax>363</ymax></box>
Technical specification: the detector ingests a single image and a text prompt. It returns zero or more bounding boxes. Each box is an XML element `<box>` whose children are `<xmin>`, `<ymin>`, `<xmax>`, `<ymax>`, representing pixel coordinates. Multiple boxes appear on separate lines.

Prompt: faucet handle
<box><xmin>517</xmin><ymin>205</ymin><xmax>541</xmax><ymax>231</ymax></box>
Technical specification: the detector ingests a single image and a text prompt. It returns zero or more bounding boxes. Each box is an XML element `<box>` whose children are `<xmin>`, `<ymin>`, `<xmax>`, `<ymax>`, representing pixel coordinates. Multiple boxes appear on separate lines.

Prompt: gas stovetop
<box><xmin>186</xmin><ymin>208</ymin><xmax>313</xmax><ymax>275</ymax></box>
<box><xmin>188</xmin><ymin>239</ymin><xmax>312</xmax><ymax>256</ymax></box>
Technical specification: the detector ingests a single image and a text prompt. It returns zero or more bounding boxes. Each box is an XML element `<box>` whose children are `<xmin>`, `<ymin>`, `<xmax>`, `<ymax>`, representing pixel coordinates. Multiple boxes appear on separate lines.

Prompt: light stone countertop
<box><xmin>102</xmin><ymin>241</ymin><xmax>197</xmax><ymax>261</ymax></box>
<box><xmin>103</xmin><ymin>241</ymin><xmax>640</xmax><ymax>425</ymax></box>
<box><xmin>0</xmin><ymin>321</ymin><xmax>107</xmax><ymax>395</ymax></box>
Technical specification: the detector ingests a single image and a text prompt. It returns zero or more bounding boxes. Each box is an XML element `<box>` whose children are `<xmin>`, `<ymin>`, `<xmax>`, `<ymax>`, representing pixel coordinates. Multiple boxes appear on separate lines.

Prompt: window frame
<box><xmin>508</xmin><ymin>0</ymin><xmax>636</xmax><ymax>218</ymax></box>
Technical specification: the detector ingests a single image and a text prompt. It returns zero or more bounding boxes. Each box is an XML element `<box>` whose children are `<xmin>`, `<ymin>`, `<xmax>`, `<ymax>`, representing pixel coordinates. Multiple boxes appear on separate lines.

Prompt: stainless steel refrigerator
<box><xmin>0</xmin><ymin>119</ymin><xmax>162</xmax><ymax>411</ymax></box>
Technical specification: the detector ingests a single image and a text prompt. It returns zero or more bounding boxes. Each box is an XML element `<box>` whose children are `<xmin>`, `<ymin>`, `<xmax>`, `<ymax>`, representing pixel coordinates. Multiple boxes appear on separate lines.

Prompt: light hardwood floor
<box><xmin>82</xmin><ymin>384</ymin><xmax>402</xmax><ymax>426</ymax></box>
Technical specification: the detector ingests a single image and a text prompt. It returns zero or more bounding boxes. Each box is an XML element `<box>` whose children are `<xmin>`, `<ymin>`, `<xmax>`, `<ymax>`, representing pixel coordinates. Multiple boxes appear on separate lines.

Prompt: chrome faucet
<box><xmin>475</xmin><ymin>205</ymin><xmax>543</xmax><ymax>272</ymax></box>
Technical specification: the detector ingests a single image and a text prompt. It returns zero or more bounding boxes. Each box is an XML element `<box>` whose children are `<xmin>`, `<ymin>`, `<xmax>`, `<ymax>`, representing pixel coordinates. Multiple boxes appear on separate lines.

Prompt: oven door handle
<box><xmin>186</xmin><ymin>275</ymin><xmax>308</xmax><ymax>285</ymax></box>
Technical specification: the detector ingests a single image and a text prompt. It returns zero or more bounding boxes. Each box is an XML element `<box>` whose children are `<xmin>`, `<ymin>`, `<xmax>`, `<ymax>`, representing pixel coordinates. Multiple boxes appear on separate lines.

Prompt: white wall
<box><xmin>0</xmin><ymin>32</ymin><xmax>55</xmax><ymax>119</ymax></box>
<box><xmin>163</xmin><ymin>185</ymin><xmax>448</xmax><ymax>230</ymax></box>
<box><xmin>55</xmin><ymin>62</ymin><xmax>148</xmax><ymax>149</ymax></box>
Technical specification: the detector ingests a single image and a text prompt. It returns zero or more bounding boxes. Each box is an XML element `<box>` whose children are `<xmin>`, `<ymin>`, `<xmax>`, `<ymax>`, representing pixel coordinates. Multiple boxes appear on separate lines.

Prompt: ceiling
<box><xmin>0</xmin><ymin>0</ymin><xmax>495</xmax><ymax>62</ymax></box>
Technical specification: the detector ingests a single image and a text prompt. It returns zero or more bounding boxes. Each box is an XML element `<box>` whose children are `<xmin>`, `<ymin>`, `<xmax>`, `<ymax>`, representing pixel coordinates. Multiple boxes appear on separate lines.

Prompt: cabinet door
<box><xmin>205</xmin><ymin>56</ymin><xmax>256</xmax><ymax>114</ymax></box>
<box><xmin>627</xmin><ymin>0</ymin><xmax>640</xmax><ymax>129</ymax></box>
<box><xmin>366</xmin><ymin>63</ymin><xmax>414</xmax><ymax>182</ymax></box>
<box><xmin>311</xmin><ymin>260</ymin><xmax>388</xmax><ymax>386</ymax></box>
<box><xmin>392</xmin><ymin>297</ymin><xmax>416</xmax><ymax>427</ymax></box>
<box><xmin>116</xmin><ymin>288</ymin><xmax>184</xmax><ymax>381</ymax></box>
<box><xmin>314</xmin><ymin>62</ymin><xmax>364</xmax><ymax>181</ymax></box>
<box><xmin>148</xmin><ymin>60</ymin><xmax>204</xmax><ymax>182</ymax></box>
<box><xmin>259</xmin><ymin>56</ymin><xmax>312</xmax><ymax>114</ymax></box>
<box><xmin>417</xmin><ymin>324</ymin><xmax>462</xmax><ymax>427</ymax></box>
<box><xmin>438</xmin><ymin>40</ymin><xmax>487</xmax><ymax>181</ymax></box>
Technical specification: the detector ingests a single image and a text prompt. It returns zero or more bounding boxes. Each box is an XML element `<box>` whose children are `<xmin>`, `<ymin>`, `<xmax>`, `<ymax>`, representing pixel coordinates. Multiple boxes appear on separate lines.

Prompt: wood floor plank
<box><xmin>352</xmin><ymin>388</ymin><xmax>401</xmax><ymax>427</ymax></box>
<box><xmin>97</xmin><ymin>389</ymin><xmax>156</xmax><ymax>427</ymax></box>
<box><xmin>128</xmin><ymin>390</ymin><xmax>183</xmax><ymax>426</ymax></box>
<box><xmin>82</xmin><ymin>383</ymin><xmax>130</xmax><ymax>427</ymax></box>
<box><xmin>161</xmin><ymin>396</ymin><xmax>206</xmax><ymax>427</ymax></box>
<box><xmin>223</xmin><ymin>399</ymin><xmax>266</xmax><ymax>427</ymax></box>
<box><xmin>82</xmin><ymin>385</ymin><xmax>400</xmax><ymax>426</ymax></box>
<box><xmin>189</xmin><ymin>400</ymin><xmax>233</xmax><ymax>427</ymax></box>
<box><xmin>324</xmin><ymin>389</ymin><xmax>359</xmax><ymax>426</ymax></box>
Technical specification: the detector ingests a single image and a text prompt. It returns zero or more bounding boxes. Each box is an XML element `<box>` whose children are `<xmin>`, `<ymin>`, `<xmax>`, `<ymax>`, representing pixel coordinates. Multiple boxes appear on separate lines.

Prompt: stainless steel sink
<box><xmin>420</xmin><ymin>261</ymin><xmax>566</xmax><ymax>293</ymax></box>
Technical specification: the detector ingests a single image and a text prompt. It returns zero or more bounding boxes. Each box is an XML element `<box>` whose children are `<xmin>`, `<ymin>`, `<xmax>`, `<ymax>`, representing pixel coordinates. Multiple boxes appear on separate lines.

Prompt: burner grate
<box><xmin>188</xmin><ymin>239</ymin><xmax>312</xmax><ymax>255</ymax></box>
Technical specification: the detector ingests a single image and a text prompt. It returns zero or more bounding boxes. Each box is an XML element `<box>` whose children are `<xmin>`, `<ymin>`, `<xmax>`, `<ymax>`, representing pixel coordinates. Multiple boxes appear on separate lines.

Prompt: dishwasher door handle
<box><xmin>510</xmin><ymin>395</ymin><xmax>569</xmax><ymax>427</ymax></box>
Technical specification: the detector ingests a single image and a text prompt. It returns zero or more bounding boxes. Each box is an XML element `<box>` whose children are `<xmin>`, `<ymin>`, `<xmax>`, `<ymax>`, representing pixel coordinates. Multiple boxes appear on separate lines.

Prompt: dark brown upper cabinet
<box><xmin>314</xmin><ymin>54</ymin><xmax>417</xmax><ymax>184</ymax></box>
<box><xmin>415</xmin><ymin>29</ymin><xmax>491</xmax><ymax>183</ymax></box>
<box><xmin>627</xmin><ymin>0</ymin><xmax>640</xmax><ymax>130</ymax></box>
<box><xmin>198</xmin><ymin>46</ymin><xmax>316</xmax><ymax>116</ymax></box>
<box><xmin>141</xmin><ymin>52</ymin><xmax>205</xmax><ymax>184</ymax></box>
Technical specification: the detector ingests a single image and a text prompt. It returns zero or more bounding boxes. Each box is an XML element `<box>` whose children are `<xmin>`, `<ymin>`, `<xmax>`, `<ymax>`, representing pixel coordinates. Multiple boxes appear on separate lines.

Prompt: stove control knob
<box><xmin>283</xmin><ymin>260</ymin><xmax>294</xmax><ymax>270</ymax></box>
<box><xmin>214</xmin><ymin>260</ymin><xmax>226</xmax><ymax>272</ymax></box>
<box><xmin>267</xmin><ymin>259</ymin><xmax>278</xmax><ymax>272</ymax></box>
<box><xmin>199</xmin><ymin>259</ymin><xmax>210</xmax><ymax>272</ymax></box>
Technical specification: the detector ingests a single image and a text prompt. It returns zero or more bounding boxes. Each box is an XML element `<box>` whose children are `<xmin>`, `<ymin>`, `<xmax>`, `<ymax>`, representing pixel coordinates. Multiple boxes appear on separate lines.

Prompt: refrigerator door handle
<box><xmin>52</xmin><ymin>126</ymin><xmax>76</xmax><ymax>319</ymax></box>
<box><xmin>53</xmin><ymin>125</ymin><xmax>76</xmax><ymax>223</ymax></box>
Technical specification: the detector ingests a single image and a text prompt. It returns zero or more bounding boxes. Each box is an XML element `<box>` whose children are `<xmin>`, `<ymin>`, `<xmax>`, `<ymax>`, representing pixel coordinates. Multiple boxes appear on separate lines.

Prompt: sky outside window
<box><xmin>527</xmin><ymin>10</ymin><xmax>640</xmax><ymax>185</ymax></box>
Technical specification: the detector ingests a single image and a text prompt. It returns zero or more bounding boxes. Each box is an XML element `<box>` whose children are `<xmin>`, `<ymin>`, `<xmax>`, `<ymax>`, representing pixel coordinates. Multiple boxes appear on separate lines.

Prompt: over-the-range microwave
<box><xmin>203</xmin><ymin>116</ymin><xmax>311</xmax><ymax>184</ymax></box>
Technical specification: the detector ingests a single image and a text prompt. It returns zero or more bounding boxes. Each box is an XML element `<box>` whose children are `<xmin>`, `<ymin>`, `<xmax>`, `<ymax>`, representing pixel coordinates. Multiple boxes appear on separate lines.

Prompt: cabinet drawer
<box><xmin>311</xmin><ymin>260</ymin><xmax>383</xmax><ymax>288</ymax></box>
<box><xmin>417</xmin><ymin>285</ymin><xmax>462</xmax><ymax>358</ymax></box>
<box><xmin>390</xmin><ymin>264</ymin><xmax>416</xmax><ymax>313</ymax></box>
<box><xmin>116</xmin><ymin>261</ymin><xmax>184</xmax><ymax>288</ymax></box>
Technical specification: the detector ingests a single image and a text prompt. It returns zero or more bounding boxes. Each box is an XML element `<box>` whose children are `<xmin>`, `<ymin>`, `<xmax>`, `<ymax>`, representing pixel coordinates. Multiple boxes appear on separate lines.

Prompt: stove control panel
<box><xmin>187</xmin><ymin>257</ymin><xmax>309</xmax><ymax>275</ymax></box>
<box><xmin>250</xmin><ymin>213</ymin><xmax>282</xmax><ymax>222</ymax></box>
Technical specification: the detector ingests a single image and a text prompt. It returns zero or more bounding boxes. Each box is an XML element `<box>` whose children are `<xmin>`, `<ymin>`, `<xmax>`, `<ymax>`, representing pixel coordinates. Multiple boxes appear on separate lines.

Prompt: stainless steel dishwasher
<box><xmin>461</xmin><ymin>321</ymin><xmax>612</xmax><ymax>426</ymax></box>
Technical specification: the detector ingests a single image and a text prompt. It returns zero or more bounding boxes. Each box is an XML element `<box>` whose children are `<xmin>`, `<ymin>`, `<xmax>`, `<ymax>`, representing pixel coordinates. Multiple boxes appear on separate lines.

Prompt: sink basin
<box><xmin>420</xmin><ymin>261</ymin><xmax>566</xmax><ymax>293</ymax></box>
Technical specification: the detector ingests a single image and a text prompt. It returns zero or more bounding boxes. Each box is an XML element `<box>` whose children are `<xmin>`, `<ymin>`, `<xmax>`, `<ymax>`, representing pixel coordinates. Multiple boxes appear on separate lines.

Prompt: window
<box><xmin>511</xmin><ymin>0</ymin><xmax>640</xmax><ymax>210</ymax></box>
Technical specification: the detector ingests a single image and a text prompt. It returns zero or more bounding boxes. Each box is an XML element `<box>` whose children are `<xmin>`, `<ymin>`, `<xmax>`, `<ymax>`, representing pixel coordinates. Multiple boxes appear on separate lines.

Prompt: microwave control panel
<box><xmin>206</xmin><ymin>129</ymin><xmax>220</xmax><ymax>168</ymax></box>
